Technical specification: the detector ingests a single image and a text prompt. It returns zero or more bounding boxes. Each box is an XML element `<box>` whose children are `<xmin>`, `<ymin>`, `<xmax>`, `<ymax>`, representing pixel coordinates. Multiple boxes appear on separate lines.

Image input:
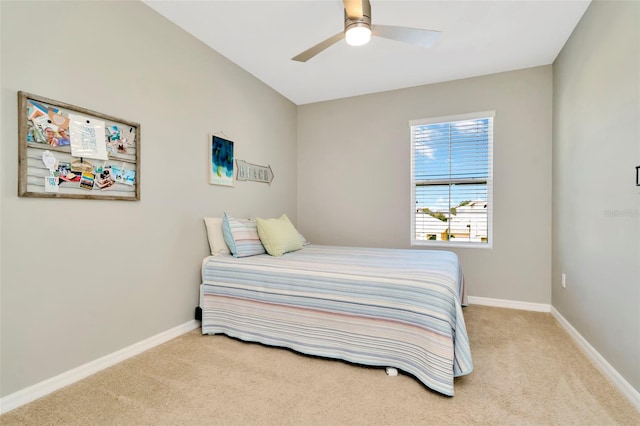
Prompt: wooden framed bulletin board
<box><xmin>18</xmin><ymin>91</ymin><xmax>140</xmax><ymax>201</ymax></box>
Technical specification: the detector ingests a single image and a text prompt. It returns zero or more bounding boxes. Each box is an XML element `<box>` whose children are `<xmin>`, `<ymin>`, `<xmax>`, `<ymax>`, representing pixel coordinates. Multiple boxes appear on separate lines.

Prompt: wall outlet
<box><xmin>562</xmin><ymin>273</ymin><xmax>567</xmax><ymax>288</ymax></box>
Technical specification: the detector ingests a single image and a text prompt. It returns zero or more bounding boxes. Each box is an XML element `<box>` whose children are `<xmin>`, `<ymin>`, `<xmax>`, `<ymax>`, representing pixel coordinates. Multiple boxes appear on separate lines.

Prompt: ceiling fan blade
<box><xmin>343</xmin><ymin>0</ymin><xmax>366</xmax><ymax>19</ymax></box>
<box><xmin>291</xmin><ymin>31</ymin><xmax>344</xmax><ymax>62</ymax></box>
<box><xmin>373</xmin><ymin>25</ymin><xmax>442</xmax><ymax>48</ymax></box>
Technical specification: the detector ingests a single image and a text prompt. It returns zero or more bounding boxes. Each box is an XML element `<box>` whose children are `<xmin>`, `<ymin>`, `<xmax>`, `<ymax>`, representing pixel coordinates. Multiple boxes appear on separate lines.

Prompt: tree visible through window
<box><xmin>410</xmin><ymin>111</ymin><xmax>494</xmax><ymax>246</ymax></box>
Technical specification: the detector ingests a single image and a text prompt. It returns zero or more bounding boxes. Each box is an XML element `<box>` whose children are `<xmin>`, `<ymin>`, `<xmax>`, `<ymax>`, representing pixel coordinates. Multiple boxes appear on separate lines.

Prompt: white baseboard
<box><xmin>550</xmin><ymin>307</ymin><xmax>640</xmax><ymax>412</ymax></box>
<box><xmin>0</xmin><ymin>320</ymin><xmax>200</xmax><ymax>415</ymax></box>
<box><xmin>467</xmin><ymin>295</ymin><xmax>551</xmax><ymax>312</ymax></box>
<box><xmin>4</xmin><ymin>303</ymin><xmax>639</xmax><ymax>415</ymax></box>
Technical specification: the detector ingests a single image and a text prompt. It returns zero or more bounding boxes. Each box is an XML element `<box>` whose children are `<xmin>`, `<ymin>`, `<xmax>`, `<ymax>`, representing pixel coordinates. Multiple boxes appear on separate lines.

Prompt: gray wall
<box><xmin>552</xmin><ymin>0</ymin><xmax>640</xmax><ymax>392</ymax></box>
<box><xmin>3</xmin><ymin>0</ymin><xmax>636</xmax><ymax>404</ymax></box>
<box><xmin>297</xmin><ymin>66</ymin><xmax>553</xmax><ymax>304</ymax></box>
<box><xmin>0</xmin><ymin>1</ymin><xmax>297</xmax><ymax>397</ymax></box>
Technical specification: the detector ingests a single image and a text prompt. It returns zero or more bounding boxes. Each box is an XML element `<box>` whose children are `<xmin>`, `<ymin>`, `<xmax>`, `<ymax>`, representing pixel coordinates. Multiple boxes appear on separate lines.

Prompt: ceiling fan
<box><xmin>292</xmin><ymin>0</ymin><xmax>441</xmax><ymax>62</ymax></box>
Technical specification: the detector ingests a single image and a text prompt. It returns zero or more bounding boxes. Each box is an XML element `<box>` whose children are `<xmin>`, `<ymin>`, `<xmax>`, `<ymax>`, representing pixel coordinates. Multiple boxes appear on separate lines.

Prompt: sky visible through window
<box><xmin>414</xmin><ymin>119</ymin><xmax>489</xmax><ymax>212</ymax></box>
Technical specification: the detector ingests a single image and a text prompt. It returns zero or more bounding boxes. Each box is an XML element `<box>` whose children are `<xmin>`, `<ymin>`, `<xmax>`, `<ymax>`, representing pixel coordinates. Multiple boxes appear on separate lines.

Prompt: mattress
<box><xmin>200</xmin><ymin>244</ymin><xmax>472</xmax><ymax>396</ymax></box>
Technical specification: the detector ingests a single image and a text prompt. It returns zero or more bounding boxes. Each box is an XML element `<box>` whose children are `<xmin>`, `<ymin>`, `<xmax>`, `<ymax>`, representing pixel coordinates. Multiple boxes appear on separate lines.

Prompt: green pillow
<box><xmin>256</xmin><ymin>214</ymin><xmax>304</xmax><ymax>256</ymax></box>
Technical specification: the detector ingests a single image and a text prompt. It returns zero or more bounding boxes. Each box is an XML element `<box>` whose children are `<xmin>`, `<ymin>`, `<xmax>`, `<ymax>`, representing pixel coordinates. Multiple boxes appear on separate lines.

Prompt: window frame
<box><xmin>409</xmin><ymin>111</ymin><xmax>495</xmax><ymax>249</ymax></box>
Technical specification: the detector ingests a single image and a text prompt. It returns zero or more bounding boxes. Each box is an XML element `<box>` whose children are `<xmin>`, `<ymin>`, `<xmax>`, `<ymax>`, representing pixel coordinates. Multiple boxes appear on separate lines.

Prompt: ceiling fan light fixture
<box><xmin>292</xmin><ymin>0</ymin><xmax>440</xmax><ymax>62</ymax></box>
<box><xmin>345</xmin><ymin>24</ymin><xmax>371</xmax><ymax>46</ymax></box>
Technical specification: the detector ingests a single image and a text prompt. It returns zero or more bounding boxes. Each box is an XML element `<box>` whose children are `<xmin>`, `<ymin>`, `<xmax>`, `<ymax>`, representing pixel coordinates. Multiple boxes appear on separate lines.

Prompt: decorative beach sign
<box><xmin>235</xmin><ymin>159</ymin><xmax>274</xmax><ymax>185</ymax></box>
<box><xmin>209</xmin><ymin>135</ymin><xmax>234</xmax><ymax>186</ymax></box>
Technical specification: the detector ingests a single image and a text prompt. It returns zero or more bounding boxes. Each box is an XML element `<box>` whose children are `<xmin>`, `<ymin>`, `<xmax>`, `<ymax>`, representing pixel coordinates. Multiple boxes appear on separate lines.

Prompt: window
<box><xmin>410</xmin><ymin>111</ymin><xmax>494</xmax><ymax>247</ymax></box>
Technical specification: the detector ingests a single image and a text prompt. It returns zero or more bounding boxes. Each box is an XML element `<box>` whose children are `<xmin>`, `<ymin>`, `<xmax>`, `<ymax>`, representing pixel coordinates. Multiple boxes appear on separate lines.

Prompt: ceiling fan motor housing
<box><xmin>344</xmin><ymin>0</ymin><xmax>371</xmax><ymax>32</ymax></box>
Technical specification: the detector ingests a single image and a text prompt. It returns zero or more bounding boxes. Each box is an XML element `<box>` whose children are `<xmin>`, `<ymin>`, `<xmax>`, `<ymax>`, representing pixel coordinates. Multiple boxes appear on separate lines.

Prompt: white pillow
<box><xmin>203</xmin><ymin>217</ymin><xmax>230</xmax><ymax>256</ymax></box>
<box><xmin>298</xmin><ymin>231</ymin><xmax>310</xmax><ymax>246</ymax></box>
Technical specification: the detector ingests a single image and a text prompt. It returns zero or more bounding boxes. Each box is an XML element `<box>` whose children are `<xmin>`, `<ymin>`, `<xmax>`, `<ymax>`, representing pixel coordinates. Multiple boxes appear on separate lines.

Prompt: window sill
<box><xmin>411</xmin><ymin>240</ymin><xmax>493</xmax><ymax>250</ymax></box>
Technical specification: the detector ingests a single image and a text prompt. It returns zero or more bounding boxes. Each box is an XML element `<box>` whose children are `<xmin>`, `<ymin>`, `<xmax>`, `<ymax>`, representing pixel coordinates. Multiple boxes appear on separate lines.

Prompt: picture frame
<box><xmin>17</xmin><ymin>91</ymin><xmax>140</xmax><ymax>200</ymax></box>
<box><xmin>636</xmin><ymin>166</ymin><xmax>639</xmax><ymax>186</ymax></box>
<box><xmin>209</xmin><ymin>134</ymin><xmax>234</xmax><ymax>186</ymax></box>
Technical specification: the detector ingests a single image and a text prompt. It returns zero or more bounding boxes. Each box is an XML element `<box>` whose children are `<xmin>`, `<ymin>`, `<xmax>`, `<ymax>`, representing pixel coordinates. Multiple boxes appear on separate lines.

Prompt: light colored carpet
<box><xmin>1</xmin><ymin>305</ymin><xmax>638</xmax><ymax>425</ymax></box>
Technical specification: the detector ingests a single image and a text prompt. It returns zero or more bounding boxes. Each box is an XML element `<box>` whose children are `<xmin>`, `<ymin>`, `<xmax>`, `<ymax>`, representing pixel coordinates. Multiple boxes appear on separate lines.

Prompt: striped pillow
<box><xmin>222</xmin><ymin>213</ymin><xmax>265</xmax><ymax>258</ymax></box>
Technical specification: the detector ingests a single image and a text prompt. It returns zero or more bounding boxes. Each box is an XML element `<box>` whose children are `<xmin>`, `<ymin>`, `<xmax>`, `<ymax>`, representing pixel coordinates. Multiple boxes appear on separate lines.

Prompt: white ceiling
<box><xmin>143</xmin><ymin>0</ymin><xmax>590</xmax><ymax>105</ymax></box>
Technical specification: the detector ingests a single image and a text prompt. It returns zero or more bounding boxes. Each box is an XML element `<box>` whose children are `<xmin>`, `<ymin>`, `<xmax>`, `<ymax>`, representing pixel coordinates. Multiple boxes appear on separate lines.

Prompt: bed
<box><xmin>200</xmin><ymin>244</ymin><xmax>472</xmax><ymax>396</ymax></box>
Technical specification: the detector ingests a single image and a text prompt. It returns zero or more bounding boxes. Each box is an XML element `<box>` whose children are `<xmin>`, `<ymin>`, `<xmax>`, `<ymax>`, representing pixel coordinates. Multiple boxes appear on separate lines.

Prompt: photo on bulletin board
<box><xmin>209</xmin><ymin>134</ymin><xmax>234</xmax><ymax>186</ymax></box>
<box><xmin>17</xmin><ymin>91</ymin><xmax>140</xmax><ymax>200</ymax></box>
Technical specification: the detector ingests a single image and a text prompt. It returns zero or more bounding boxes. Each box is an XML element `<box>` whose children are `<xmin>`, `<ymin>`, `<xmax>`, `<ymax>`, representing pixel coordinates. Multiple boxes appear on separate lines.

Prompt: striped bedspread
<box><xmin>200</xmin><ymin>245</ymin><xmax>472</xmax><ymax>396</ymax></box>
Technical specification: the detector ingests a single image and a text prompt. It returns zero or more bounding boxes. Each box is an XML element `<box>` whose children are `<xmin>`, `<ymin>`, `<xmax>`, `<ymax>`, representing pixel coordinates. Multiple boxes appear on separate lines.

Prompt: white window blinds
<box><xmin>410</xmin><ymin>111</ymin><xmax>494</xmax><ymax>246</ymax></box>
